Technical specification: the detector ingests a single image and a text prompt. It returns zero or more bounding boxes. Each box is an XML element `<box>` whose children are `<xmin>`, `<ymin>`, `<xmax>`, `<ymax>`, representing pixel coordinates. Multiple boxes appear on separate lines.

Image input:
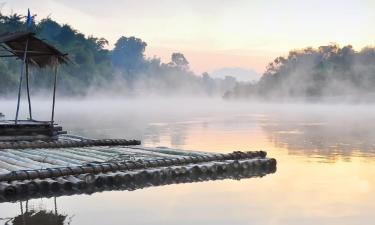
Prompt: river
<box><xmin>0</xmin><ymin>98</ymin><xmax>374</xmax><ymax>225</ymax></box>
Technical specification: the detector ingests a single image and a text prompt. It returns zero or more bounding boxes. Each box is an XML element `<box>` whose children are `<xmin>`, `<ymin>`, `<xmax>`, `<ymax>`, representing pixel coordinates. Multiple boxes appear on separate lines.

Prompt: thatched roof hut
<box><xmin>0</xmin><ymin>32</ymin><xmax>69</xmax><ymax>141</ymax></box>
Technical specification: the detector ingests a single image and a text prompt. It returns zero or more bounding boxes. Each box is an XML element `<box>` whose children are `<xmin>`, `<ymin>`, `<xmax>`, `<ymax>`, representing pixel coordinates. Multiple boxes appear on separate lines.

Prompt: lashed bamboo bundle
<box><xmin>0</xmin><ymin>158</ymin><xmax>276</xmax><ymax>202</ymax></box>
<box><xmin>0</xmin><ymin>142</ymin><xmax>266</xmax><ymax>175</ymax></box>
<box><xmin>0</xmin><ymin>139</ymin><xmax>141</xmax><ymax>150</ymax></box>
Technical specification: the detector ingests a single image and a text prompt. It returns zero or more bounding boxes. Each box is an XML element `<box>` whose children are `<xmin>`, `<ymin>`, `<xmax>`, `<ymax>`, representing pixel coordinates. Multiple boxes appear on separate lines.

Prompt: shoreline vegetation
<box><xmin>0</xmin><ymin>13</ymin><xmax>238</xmax><ymax>97</ymax></box>
<box><xmin>224</xmin><ymin>44</ymin><xmax>375</xmax><ymax>102</ymax></box>
<box><xmin>1</xmin><ymin>13</ymin><xmax>375</xmax><ymax>102</ymax></box>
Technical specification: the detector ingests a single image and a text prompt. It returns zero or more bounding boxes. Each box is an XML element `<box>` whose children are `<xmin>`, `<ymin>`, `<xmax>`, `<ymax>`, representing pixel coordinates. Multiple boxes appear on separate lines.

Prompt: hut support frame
<box><xmin>0</xmin><ymin>31</ymin><xmax>69</xmax><ymax>141</ymax></box>
<box><xmin>15</xmin><ymin>38</ymin><xmax>29</xmax><ymax>124</ymax></box>
<box><xmin>51</xmin><ymin>65</ymin><xmax>58</xmax><ymax>124</ymax></box>
<box><xmin>25</xmin><ymin>62</ymin><xmax>32</xmax><ymax>120</ymax></box>
<box><xmin>13</xmin><ymin>40</ymin><xmax>60</xmax><ymax>125</ymax></box>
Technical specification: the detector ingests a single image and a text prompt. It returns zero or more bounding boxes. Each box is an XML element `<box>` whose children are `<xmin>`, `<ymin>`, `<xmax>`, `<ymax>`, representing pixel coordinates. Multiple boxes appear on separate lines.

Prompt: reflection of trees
<box><xmin>144</xmin><ymin>123</ymin><xmax>188</xmax><ymax>147</ymax></box>
<box><xmin>144</xmin><ymin>124</ymin><xmax>163</xmax><ymax>145</ymax></box>
<box><xmin>170</xmin><ymin>124</ymin><xmax>188</xmax><ymax>147</ymax></box>
<box><xmin>261</xmin><ymin>114</ymin><xmax>375</xmax><ymax>161</ymax></box>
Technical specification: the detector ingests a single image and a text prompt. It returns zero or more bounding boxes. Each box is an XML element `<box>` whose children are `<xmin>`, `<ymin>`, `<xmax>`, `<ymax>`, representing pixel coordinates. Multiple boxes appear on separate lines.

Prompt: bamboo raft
<box><xmin>0</xmin><ymin>135</ymin><xmax>277</xmax><ymax>202</ymax></box>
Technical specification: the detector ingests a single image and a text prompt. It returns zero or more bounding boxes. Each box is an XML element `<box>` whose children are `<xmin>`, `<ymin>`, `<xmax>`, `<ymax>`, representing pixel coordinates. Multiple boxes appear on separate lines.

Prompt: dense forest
<box><xmin>3</xmin><ymin>13</ymin><xmax>374</xmax><ymax>101</ymax></box>
<box><xmin>224</xmin><ymin>44</ymin><xmax>375</xmax><ymax>101</ymax></box>
<box><xmin>0</xmin><ymin>13</ymin><xmax>237</xmax><ymax>97</ymax></box>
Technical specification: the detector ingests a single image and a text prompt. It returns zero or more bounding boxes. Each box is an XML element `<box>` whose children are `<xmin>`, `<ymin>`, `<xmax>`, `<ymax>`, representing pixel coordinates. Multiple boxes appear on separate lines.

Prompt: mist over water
<box><xmin>1</xmin><ymin>97</ymin><xmax>375</xmax><ymax>224</ymax></box>
<box><xmin>2</xmin><ymin>97</ymin><xmax>375</xmax><ymax>158</ymax></box>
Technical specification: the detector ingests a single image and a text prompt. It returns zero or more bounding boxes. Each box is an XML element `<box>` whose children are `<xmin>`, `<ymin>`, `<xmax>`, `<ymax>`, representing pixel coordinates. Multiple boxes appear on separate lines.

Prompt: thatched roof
<box><xmin>0</xmin><ymin>31</ymin><xmax>69</xmax><ymax>68</ymax></box>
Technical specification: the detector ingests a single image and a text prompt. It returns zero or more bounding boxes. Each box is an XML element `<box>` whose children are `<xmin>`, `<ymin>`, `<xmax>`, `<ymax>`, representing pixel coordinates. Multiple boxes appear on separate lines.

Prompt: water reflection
<box><xmin>261</xmin><ymin>112</ymin><xmax>375</xmax><ymax>161</ymax></box>
<box><xmin>2</xmin><ymin>100</ymin><xmax>375</xmax><ymax>224</ymax></box>
<box><xmin>144</xmin><ymin>123</ymin><xmax>189</xmax><ymax>147</ymax></box>
<box><xmin>7</xmin><ymin>199</ymin><xmax>70</xmax><ymax>225</ymax></box>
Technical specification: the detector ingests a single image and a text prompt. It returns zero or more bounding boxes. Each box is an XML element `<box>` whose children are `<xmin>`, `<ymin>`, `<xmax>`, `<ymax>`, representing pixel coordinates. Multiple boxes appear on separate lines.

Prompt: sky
<box><xmin>2</xmin><ymin>0</ymin><xmax>375</xmax><ymax>74</ymax></box>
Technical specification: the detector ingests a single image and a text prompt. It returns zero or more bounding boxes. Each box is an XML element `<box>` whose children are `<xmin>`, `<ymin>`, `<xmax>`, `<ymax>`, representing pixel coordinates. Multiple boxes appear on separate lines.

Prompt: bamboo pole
<box><xmin>25</xmin><ymin>62</ymin><xmax>32</xmax><ymax>120</ymax></box>
<box><xmin>0</xmin><ymin>139</ymin><xmax>141</xmax><ymax>150</ymax></box>
<box><xmin>51</xmin><ymin>65</ymin><xmax>58</xmax><ymax>125</ymax></box>
<box><xmin>15</xmin><ymin>38</ymin><xmax>29</xmax><ymax>124</ymax></box>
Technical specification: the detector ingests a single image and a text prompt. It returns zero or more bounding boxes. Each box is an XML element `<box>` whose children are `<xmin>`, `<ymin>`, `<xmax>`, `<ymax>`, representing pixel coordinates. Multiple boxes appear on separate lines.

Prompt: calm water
<box><xmin>1</xmin><ymin>98</ymin><xmax>375</xmax><ymax>225</ymax></box>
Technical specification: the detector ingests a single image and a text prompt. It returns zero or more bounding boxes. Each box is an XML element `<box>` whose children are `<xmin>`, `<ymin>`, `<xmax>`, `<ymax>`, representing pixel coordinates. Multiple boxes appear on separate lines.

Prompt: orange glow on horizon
<box><xmin>146</xmin><ymin>47</ymin><xmax>275</xmax><ymax>74</ymax></box>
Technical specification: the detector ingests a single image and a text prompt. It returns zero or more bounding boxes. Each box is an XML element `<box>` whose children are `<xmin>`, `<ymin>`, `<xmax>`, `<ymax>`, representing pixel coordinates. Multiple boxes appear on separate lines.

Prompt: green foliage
<box><xmin>171</xmin><ymin>52</ymin><xmax>189</xmax><ymax>68</ymax></box>
<box><xmin>0</xmin><ymin>13</ymin><xmax>236</xmax><ymax>97</ymax></box>
<box><xmin>225</xmin><ymin>44</ymin><xmax>375</xmax><ymax>101</ymax></box>
<box><xmin>111</xmin><ymin>36</ymin><xmax>147</xmax><ymax>76</ymax></box>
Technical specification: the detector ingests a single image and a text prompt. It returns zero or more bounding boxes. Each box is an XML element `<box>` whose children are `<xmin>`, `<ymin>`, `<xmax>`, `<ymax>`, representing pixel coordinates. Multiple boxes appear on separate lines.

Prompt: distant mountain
<box><xmin>210</xmin><ymin>67</ymin><xmax>260</xmax><ymax>82</ymax></box>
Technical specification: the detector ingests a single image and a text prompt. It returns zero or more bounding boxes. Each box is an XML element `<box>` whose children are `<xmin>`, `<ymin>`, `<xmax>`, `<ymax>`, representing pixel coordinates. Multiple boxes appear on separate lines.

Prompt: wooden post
<box><xmin>54</xmin><ymin>197</ymin><xmax>58</xmax><ymax>215</ymax></box>
<box><xmin>25</xmin><ymin>62</ymin><xmax>32</xmax><ymax>120</ymax></box>
<box><xmin>15</xmin><ymin>38</ymin><xmax>29</xmax><ymax>124</ymax></box>
<box><xmin>51</xmin><ymin>65</ymin><xmax>58</xmax><ymax>125</ymax></box>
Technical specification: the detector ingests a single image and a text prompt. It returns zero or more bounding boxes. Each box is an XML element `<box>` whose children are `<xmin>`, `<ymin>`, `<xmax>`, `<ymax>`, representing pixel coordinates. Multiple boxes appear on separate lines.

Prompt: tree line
<box><xmin>0</xmin><ymin>13</ymin><xmax>237</xmax><ymax>97</ymax></box>
<box><xmin>224</xmin><ymin>44</ymin><xmax>375</xmax><ymax>101</ymax></box>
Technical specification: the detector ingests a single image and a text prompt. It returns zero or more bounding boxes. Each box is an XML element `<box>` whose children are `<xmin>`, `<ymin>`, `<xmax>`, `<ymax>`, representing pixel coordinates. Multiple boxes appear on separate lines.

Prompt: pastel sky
<box><xmin>3</xmin><ymin>0</ymin><xmax>375</xmax><ymax>74</ymax></box>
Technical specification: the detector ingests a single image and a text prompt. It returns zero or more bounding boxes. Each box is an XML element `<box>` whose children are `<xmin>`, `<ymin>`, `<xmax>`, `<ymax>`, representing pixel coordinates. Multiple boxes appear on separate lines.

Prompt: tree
<box><xmin>0</xmin><ymin>12</ymin><xmax>238</xmax><ymax>97</ymax></box>
<box><xmin>171</xmin><ymin>52</ymin><xmax>189</xmax><ymax>69</ymax></box>
<box><xmin>225</xmin><ymin>44</ymin><xmax>375</xmax><ymax>100</ymax></box>
<box><xmin>111</xmin><ymin>36</ymin><xmax>147</xmax><ymax>76</ymax></box>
